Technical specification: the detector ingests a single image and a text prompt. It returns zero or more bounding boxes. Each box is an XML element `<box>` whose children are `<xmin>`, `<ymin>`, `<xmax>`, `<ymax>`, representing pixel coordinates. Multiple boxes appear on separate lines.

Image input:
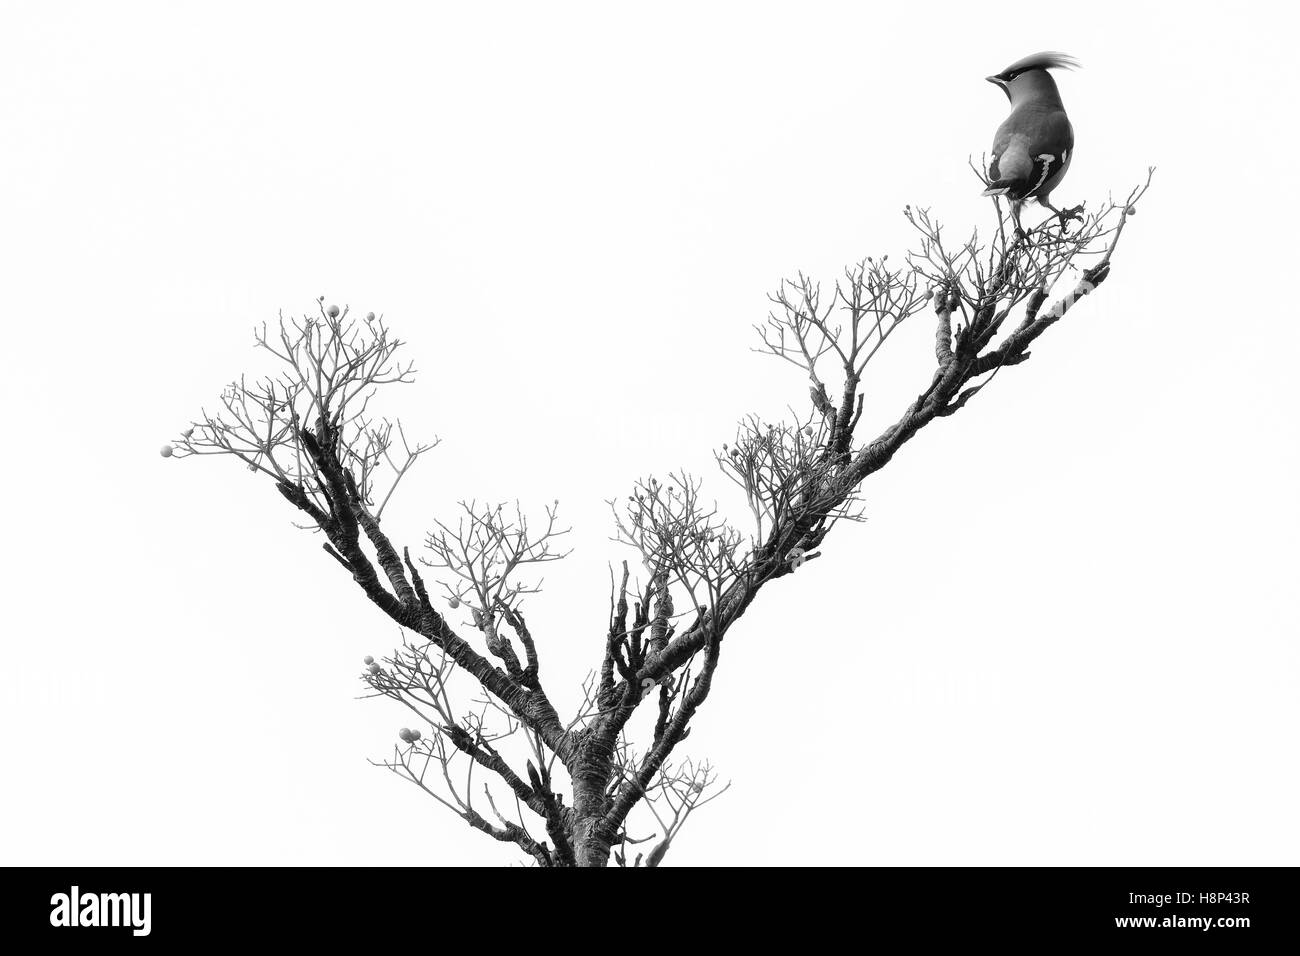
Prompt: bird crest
<box><xmin>995</xmin><ymin>51</ymin><xmax>1080</xmax><ymax>77</ymax></box>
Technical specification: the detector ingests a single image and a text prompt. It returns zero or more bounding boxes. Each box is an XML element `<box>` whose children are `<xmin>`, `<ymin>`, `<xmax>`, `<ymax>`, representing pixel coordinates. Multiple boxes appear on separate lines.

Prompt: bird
<box><xmin>981</xmin><ymin>52</ymin><xmax>1083</xmax><ymax>232</ymax></box>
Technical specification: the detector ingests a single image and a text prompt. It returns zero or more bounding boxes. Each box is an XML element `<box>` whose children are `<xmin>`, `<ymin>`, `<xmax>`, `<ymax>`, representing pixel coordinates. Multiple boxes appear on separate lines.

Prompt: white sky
<box><xmin>1</xmin><ymin>1</ymin><xmax>1296</xmax><ymax>866</ymax></box>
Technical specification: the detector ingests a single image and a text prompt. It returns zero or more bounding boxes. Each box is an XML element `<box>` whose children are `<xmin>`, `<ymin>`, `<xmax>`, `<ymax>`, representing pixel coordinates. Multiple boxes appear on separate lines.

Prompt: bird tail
<box><xmin>981</xmin><ymin>181</ymin><xmax>1015</xmax><ymax>197</ymax></box>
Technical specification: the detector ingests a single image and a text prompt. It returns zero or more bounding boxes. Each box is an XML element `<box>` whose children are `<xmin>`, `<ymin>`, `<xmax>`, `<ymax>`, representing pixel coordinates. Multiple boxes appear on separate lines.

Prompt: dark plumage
<box><xmin>982</xmin><ymin>51</ymin><xmax>1082</xmax><ymax>228</ymax></box>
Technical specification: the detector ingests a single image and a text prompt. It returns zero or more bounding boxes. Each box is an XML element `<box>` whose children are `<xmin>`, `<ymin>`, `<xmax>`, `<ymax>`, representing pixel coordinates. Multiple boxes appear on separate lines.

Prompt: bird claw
<box><xmin>1056</xmin><ymin>204</ymin><xmax>1085</xmax><ymax>227</ymax></box>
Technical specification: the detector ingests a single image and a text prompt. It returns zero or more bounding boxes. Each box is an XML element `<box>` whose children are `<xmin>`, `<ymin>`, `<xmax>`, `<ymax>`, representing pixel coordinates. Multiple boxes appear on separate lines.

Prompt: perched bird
<box><xmin>982</xmin><ymin>52</ymin><xmax>1082</xmax><ymax>231</ymax></box>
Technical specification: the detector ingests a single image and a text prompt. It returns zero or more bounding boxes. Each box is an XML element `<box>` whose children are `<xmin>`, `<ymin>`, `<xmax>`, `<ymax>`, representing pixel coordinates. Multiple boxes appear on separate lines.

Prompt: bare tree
<box><xmin>168</xmin><ymin>176</ymin><xmax>1152</xmax><ymax>866</ymax></box>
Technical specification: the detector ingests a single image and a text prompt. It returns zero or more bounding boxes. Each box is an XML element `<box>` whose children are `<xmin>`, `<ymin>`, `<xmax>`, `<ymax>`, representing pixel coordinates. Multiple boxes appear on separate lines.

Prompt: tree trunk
<box><xmin>569</xmin><ymin>738</ymin><xmax>616</xmax><ymax>867</ymax></box>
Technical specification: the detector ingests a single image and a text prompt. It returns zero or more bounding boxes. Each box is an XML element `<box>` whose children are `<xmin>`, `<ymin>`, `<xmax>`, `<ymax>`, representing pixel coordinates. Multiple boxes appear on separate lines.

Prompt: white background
<box><xmin>1</xmin><ymin>1</ymin><xmax>1296</xmax><ymax>866</ymax></box>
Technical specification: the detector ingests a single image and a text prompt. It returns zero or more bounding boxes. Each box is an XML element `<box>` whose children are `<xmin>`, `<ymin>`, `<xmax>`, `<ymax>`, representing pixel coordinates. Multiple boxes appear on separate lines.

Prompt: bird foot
<box><xmin>1056</xmin><ymin>204</ymin><xmax>1085</xmax><ymax>227</ymax></box>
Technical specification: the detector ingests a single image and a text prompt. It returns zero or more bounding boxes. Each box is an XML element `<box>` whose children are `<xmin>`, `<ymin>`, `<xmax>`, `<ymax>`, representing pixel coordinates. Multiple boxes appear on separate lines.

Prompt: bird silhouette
<box><xmin>982</xmin><ymin>52</ymin><xmax>1083</xmax><ymax>232</ymax></box>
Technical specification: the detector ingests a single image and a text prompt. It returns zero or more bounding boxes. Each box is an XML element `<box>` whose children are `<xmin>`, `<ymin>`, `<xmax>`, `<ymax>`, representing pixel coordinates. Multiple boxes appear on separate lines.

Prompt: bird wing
<box><xmin>983</xmin><ymin>109</ymin><xmax>1074</xmax><ymax>200</ymax></box>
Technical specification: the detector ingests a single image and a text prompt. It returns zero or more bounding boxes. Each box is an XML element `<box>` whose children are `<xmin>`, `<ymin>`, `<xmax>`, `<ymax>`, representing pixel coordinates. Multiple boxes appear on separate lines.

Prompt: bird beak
<box><xmin>986</xmin><ymin>75</ymin><xmax>1006</xmax><ymax>88</ymax></box>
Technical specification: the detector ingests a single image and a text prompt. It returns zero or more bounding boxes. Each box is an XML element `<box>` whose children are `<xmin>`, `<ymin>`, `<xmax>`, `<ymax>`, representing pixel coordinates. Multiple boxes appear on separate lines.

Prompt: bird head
<box><xmin>986</xmin><ymin>51</ymin><xmax>1079</xmax><ymax>105</ymax></box>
